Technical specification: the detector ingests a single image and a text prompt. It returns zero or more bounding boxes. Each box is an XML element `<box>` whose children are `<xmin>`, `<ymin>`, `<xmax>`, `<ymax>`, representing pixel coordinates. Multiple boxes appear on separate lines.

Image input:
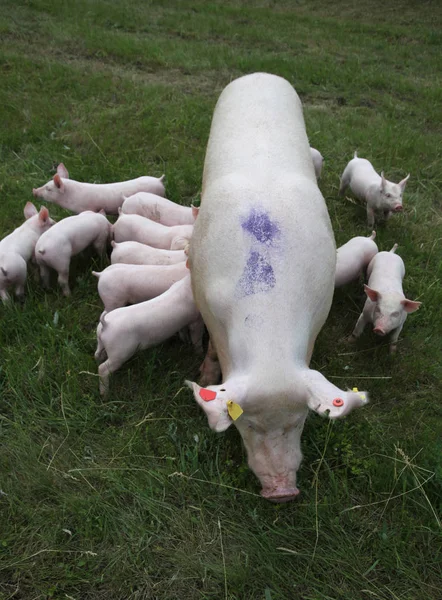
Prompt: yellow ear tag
<box><xmin>352</xmin><ymin>387</ymin><xmax>366</xmax><ymax>401</ymax></box>
<box><xmin>227</xmin><ymin>400</ymin><xmax>243</xmax><ymax>421</ymax></box>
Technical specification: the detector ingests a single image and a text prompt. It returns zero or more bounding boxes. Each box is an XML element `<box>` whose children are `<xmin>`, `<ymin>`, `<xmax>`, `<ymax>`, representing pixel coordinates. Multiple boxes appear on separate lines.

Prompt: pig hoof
<box><xmin>347</xmin><ymin>335</ymin><xmax>357</xmax><ymax>344</ymax></box>
<box><xmin>389</xmin><ymin>344</ymin><xmax>397</xmax><ymax>355</ymax></box>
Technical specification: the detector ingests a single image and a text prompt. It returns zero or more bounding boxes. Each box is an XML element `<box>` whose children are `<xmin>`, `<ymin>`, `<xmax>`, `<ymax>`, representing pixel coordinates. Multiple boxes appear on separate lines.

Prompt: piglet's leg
<box><xmin>199</xmin><ymin>338</ymin><xmax>221</xmax><ymax>387</ymax></box>
<box><xmin>389</xmin><ymin>324</ymin><xmax>403</xmax><ymax>354</ymax></box>
<box><xmin>349</xmin><ymin>312</ymin><xmax>368</xmax><ymax>342</ymax></box>
<box><xmin>0</xmin><ymin>288</ymin><xmax>11</xmax><ymax>303</ymax></box>
<box><xmin>189</xmin><ymin>316</ymin><xmax>205</xmax><ymax>354</ymax></box>
<box><xmin>367</xmin><ymin>205</ymin><xmax>375</xmax><ymax>228</ymax></box>
<box><xmin>39</xmin><ymin>263</ymin><xmax>51</xmax><ymax>289</ymax></box>
<box><xmin>57</xmin><ymin>269</ymin><xmax>71</xmax><ymax>297</ymax></box>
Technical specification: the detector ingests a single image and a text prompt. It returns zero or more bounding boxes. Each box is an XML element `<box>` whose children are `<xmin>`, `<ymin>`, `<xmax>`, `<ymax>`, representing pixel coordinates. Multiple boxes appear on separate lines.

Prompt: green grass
<box><xmin>0</xmin><ymin>1</ymin><xmax>441</xmax><ymax>598</ymax></box>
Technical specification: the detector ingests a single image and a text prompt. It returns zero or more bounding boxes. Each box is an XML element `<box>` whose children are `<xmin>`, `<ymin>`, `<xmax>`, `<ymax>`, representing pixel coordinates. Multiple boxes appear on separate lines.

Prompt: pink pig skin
<box><xmin>95</xmin><ymin>275</ymin><xmax>203</xmax><ymax>395</ymax></box>
<box><xmin>335</xmin><ymin>231</ymin><xmax>378</xmax><ymax>287</ymax></box>
<box><xmin>35</xmin><ymin>211</ymin><xmax>111</xmax><ymax>296</ymax></box>
<box><xmin>32</xmin><ymin>163</ymin><xmax>165</xmax><ymax>215</ymax></box>
<box><xmin>185</xmin><ymin>73</ymin><xmax>368</xmax><ymax>502</ymax></box>
<box><xmin>339</xmin><ymin>152</ymin><xmax>410</xmax><ymax>227</ymax></box>
<box><xmin>349</xmin><ymin>244</ymin><xmax>421</xmax><ymax>353</ymax></box>
<box><xmin>110</xmin><ymin>241</ymin><xmax>186</xmax><ymax>266</ymax></box>
<box><xmin>121</xmin><ymin>192</ymin><xmax>198</xmax><ymax>226</ymax></box>
<box><xmin>93</xmin><ymin>261</ymin><xmax>189</xmax><ymax>312</ymax></box>
<box><xmin>0</xmin><ymin>202</ymin><xmax>55</xmax><ymax>302</ymax></box>
<box><xmin>112</xmin><ymin>212</ymin><xmax>193</xmax><ymax>250</ymax></box>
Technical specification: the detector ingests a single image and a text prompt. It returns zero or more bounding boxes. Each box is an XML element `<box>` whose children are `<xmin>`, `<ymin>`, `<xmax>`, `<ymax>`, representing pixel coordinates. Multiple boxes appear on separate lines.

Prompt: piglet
<box><xmin>339</xmin><ymin>152</ymin><xmax>410</xmax><ymax>227</ymax></box>
<box><xmin>112</xmin><ymin>212</ymin><xmax>193</xmax><ymax>250</ymax></box>
<box><xmin>310</xmin><ymin>147</ymin><xmax>324</xmax><ymax>180</ymax></box>
<box><xmin>349</xmin><ymin>244</ymin><xmax>421</xmax><ymax>353</ymax></box>
<box><xmin>33</xmin><ymin>163</ymin><xmax>165</xmax><ymax>215</ymax></box>
<box><xmin>35</xmin><ymin>211</ymin><xmax>111</xmax><ymax>296</ymax></box>
<box><xmin>335</xmin><ymin>231</ymin><xmax>378</xmax><ymax>287</ymax></box>
<box><xmin>121</xmin><ymin>192</ymin><xmax>198</xmax><ymax>226</ymax></box>
<box><xmin>95</xmin><ymin>275</ymin><xmax>203</xmax><ymax>395</ymax></box>
<box><xmin>110</xmin><ymin>241</ymin><xmax>186</xmax><ymax>266</ymax></box>
<box><xmin>93</xmin><ymin>261</ymin><xmax>189</xmax><ymax>312</ymax></box>
<box><xmin>0</xmin><ymin>203</ymin><xmax>55</xmax><ymax>302</ymax></box>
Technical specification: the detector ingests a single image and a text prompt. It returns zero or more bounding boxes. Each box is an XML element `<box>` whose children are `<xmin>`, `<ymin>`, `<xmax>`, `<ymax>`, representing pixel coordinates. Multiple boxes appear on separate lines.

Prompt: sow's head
<box><xmin>186</xmin><ymin>371</ymin><xmax>368</xmax><ymax>502</ymax></box>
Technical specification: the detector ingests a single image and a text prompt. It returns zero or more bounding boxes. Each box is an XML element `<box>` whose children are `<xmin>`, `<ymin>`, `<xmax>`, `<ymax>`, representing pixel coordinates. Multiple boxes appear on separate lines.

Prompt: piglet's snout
<box><xmin>261</xmin><ymin>486</ymin><xmax>300</xmax><ymax>503</ymax></box>
<box><xmin>32</xmin><ymin>188</ymin><xmax>38</xmax><ymax>197</ymax></box>
<box><xmin>373</xmin><ymin>326</ymin><xmax>386</xmax><ymax>336</ymax></box>
<box><xmin>394</xmin><ymin>204</ymin><xmax>403</xmax><ymax>212</ymax></box>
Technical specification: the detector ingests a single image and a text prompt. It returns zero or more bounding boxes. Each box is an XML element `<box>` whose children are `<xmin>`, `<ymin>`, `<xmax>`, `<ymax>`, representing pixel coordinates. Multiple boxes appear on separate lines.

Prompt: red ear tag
<box><xmin>333</xmin><ymin>398</ymin><xmax>344</xmax><ymax>407</ymax></box>
<box><xmin>199</xmin><ymin>388</ymin><xmax>217</xmax><ymax>402</ymax></box>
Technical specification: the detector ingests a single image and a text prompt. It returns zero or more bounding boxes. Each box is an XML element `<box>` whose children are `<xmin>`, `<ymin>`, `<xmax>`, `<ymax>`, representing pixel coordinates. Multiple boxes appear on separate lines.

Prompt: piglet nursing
<box><xmin>35</xmin><ymin>211</ymin><xmax>111</xmax><ymax>296</ymax></box>
<box><xmin>339</xmin><ymin>152</ymin><xmax>410</xmax><ymax>227</ymax></box>
<box><xmin>335</xmin><ymin>231</ymin><xmax>378</xmax><ymax>287</ymax></box>
<box><xmin>33</xmin><ymin>163</ymin><xmax>165</xmax><ymax>215</ymax></box>
<box><xmin>95</xmin><ymin>275</ymin><xmax>203</xmax><ymax>395</ymax></box>
<box><xmin>121</xmin><ymin>192</ymin><xmax>198</xmax><ymax>226</ymax></box>
<box><xmin>0</xmin><ymin>203</ymin><xmax>55</xmax><ymax>302</ymax></box>
<box><xmin>93</xmin><ymin>261</ymin><xmax>189</xmax><ymax>312</ymax></box>
<box><xmin>112</xmin><ymin>213</ymin><xmax>193</xmax><ymax>250</ymax></box>
<box><xmin>110</xmin><ymin>241</ymin><xmax>187</xmax><ymax>266</ymax></box>
<box><xmin>349</xmin><ymin>244</ymin><xmax>421</xmax><ymax>353</ymax></box>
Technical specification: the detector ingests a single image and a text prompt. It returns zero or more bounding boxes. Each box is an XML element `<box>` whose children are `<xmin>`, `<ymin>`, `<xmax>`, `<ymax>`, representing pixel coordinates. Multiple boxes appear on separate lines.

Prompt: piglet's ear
<box><xmin>53</xmin><ymin>174</ymin><xmax>65</xmax><ymax>192</ymax></box>
<box><xmin>57</xmin><ymin>163</ymin><xmax>69</xmax><ymax>179</ymax></box>
<box><xmin>380</xmin><ymin>171</ymin><xmax>386</xmax><ymax>191</ymax></box>
<box><xmin>398</xmin><ymin>174</ymin><xmax>410</xmax><ymax>191</ymax></box>
<box><xmin>364</xmin><ymin>284</ymin><xmax>380</xmax><ymax>302</ymax></box>
<box><xmin>24</xmin><ymin>202</ymin><xmax>38</xmax><ymax>219</ymax></box>
<box><xmin>401</xmin><ymin>299</ymin><xmax>421</xmax><ymax>313</ymax></box>
<box><xmin>38</xmin><ymin>206</ymin><xmax>50</xmax><ymax>224</ymax></box>
<box><xmin>185</xmin><ymin>380</ymin><xmax>232</xmax><ymax>432</ymax></box>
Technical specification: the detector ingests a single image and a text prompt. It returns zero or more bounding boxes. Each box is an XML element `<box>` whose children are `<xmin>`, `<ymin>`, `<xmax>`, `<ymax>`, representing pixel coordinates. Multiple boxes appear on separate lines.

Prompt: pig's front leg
<box><xmin>367</xmin><ymin>205</ymin><xmax>375</xmax><ymax>228</ymax></box>
<box><xmin>199</xmin><ymin>338</ymin><xmax>222</xmax><ymax>387</ymax></box>
<box><xmin>349</xmin><ymin>311</ymin><xmax>369</xmax><ymax>342</ymax></box>
<box><xmin>389</xmin><ymin>323</ymin><xmax>403</xmax><ymax>354</ymax></box>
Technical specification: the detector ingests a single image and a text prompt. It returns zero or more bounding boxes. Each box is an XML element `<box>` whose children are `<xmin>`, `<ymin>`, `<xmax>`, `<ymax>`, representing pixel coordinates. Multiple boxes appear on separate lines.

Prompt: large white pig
<box><xmin>121</xmin><ymin>192</ymin><xmax>198</xmax><ymax>225</ymax></box>
<box><xmin>112</xmin><ymin>212</ymin><xmax>193</xmax><ymax>250</ymax></box>
<box><xmin>186</xmin><ymin>73</ymin><xmax>368</xmax><ymax>502</ymax></box>
<box><xmin>349</xmin><ymin>244</ymin><xmax>421</xmax><ymax>353</ymax></box>
<box><xmin>35</xmin><ymin>211</ymin><xmax>111</xmax><ymax>296</ymax></box>
<box><xmin>0</xmin><ymin>202</ymin><xmax>55</xmax><ymax>302</ymax></box>
<box><xmin>335</xmin><ymin>231</ymin><xmax>378</xmax><ymax>287</ymax></box>
<box><xmin>95</xmin><ymin>275</ymin><xmax>203</xmax><ymax>395</ymax></box>
<box><xmin>110</xmin><ymin>241</ymin><xmax>187</xmax><ymax>266</ymax></box>
<box><xmin>93</xmin><ymin>261</ymin><xmax>189</xmax><ymax>312</ymax></box>
<box><xmin>32</xmin><ymin>163</ymin><xmax>165</xmax><ymax>214</ymax></box>
<box><xmin>339</xmin><ymin>152</ymin><xmax>410</xmax><ymax>227</ymax></box>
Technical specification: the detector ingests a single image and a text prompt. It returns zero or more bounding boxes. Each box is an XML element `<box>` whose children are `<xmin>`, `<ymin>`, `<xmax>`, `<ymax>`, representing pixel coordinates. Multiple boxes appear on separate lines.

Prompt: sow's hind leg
<box><xmin>199</xmin><ymin>338</ymin><xmax>221</xmax><ymax>387</ymax></box>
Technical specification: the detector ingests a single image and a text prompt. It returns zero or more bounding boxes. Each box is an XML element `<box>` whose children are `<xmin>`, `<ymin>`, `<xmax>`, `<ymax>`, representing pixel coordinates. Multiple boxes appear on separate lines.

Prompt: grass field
<box><xmin>1</xmin><ymin>1</ymin><xmax>441</xmax><ymax>598</ymax></box>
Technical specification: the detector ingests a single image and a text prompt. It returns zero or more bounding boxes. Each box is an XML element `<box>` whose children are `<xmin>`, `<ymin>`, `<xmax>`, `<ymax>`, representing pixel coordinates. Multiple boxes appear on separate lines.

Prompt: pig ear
<box><xmin>191</xmin><ymin>205</ymin><xmax>200</xmax><ymax>220</ymax></box>
<box><xmin>398</xmin><ymin>174</ymin><xmax>410</xmax><ymax>191</ymax></box>
<box><xmin>24</xmin><ymin>202</ymin><xmax>38</xmax><ymax>219</ymax></box>
<box><xmin>364</xmin><ymin>284</ymin><xmax>380</xmax><ymax>302</ymax></box>
<box><xmin>57</xmin><ymin>163</ymin><xmax>69</xmax><ymax>179</ymax></box>
<box><xmin>401</xmin><ymin>299</ymin><xmax>421</xmax><ymax>313</ymax></box>
<box><xmin>185</xmin><ymin>380</ymin><xmax>232</xmax><ymax>432</ymax></box>
<box><xmin>53</xmin><ymin>174</ymin><xmax>65</xmax><ymax>192</ymax></box>
<box><xmin>38</xmin><ymin>206</ymin><xmax>50</xmax><ymax>224</ymax></box>
<box><xmin>380</xmin><ymin>172</ymin><xmax>386</xmax><ymax>191</ymax></box>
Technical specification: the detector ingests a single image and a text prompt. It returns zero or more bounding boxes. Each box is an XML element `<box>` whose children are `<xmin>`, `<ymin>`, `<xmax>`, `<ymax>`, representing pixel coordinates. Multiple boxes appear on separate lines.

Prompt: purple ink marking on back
<box><xmin>241</xmin><ymin>209</ymin><xmax>280</xmax><ymax>245</ymax></box>
<box><xmin>238</xmin><ymin>251</ymin><xmax>276</xmax><ymax>297</ymax></box>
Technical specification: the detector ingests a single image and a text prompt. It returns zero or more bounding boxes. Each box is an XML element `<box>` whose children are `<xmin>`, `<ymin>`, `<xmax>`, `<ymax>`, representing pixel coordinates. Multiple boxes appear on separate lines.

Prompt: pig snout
<box><xmin>260</xmin><ymin>485</ymin><xmax>300</xmax><ymax>503</ymax></box>
<box><xmin>373</xmin><ymin>326</ymin><xmax>386</xmax><ymax>336</ymax></box>
<box><xmin>32</xmin><ymin>188</ymin><xmax>39</xmax><ymax>197</ymax></box>
<box><xmin>394</xmin><ymin>205</ymin><xmax>403</xmax><ymax>212</ymax></box>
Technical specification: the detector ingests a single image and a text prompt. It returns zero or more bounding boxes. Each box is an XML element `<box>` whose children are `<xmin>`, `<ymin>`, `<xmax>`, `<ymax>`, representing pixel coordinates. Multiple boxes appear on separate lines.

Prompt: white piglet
<box><xmin>335</xmin><ymin>231</ymin><xmax>378</xmax><ymax>287</ymax></box>
<box><xmin>0</xmin><ymin>202</ymin><xmax>55</xmax><ymax>302</ymax></box>
<box><xmin>93</xmin><ymin>261</ymin><xmax>189</xmax><ymax>312</ymax></box>
<box><xmin>121</xmin><ymin>192</ymin><xmax>198</xmax><ymax>225</ymax></box>
<box><xmin>112</xmin><ymin>212</ymin><xmax>193</xmax><ymax>250</ymax></box>
<box><xmin>35</xmin><ymin>211</ymin><xmax>111</xmax><ymax>296</ymax></box>
<box><xmin>33</xmin><ymin>163</ymin><xmax>165</xmax><ymax>215</ymax></box>
<box><xmin>110</xmin><ymin>241</ymin><xmax>186</xmax><ymax>266</ymax></box>
<box><xmin>349</xmin><ymin>244</ymin><xmax>421</xmax><ymax>353</ymax></box>
<box><xmin>339</xmin><ymin>152</ymin><xmax>410</xmax><ymax>227</ymax></box>
<box><xmin>310</xmin><ymin>147</ymin><xmax>324</xmax><ymax>180</ymax></box>
<box><xmin>95</xmin><ymin>275</ymin><xmax>203</xmax><ymax>395</ymax></box>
